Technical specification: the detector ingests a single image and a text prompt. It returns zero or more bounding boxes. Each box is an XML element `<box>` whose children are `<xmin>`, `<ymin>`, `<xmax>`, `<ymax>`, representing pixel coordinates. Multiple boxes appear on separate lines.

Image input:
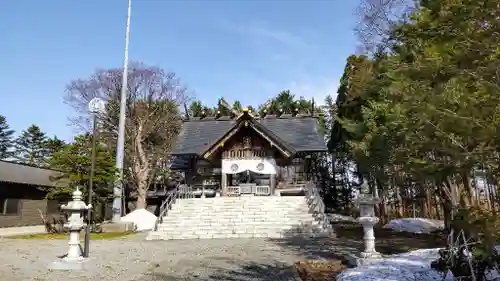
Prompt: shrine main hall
<box><xmin>169</xmin><ymin>106</ymin><xmax>327</xmax><ymax>197</ymax></box>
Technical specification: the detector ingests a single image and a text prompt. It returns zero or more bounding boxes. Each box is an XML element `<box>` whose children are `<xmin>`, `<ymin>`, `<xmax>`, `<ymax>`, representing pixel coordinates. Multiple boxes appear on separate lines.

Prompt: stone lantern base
<box><xmin>48</xmin><ymin>256</ymin><xmax>92</xmax><ymax>271</ymax></box>
<box><xmin>358</xmin><ymin>216</ymin><xmax>382</xmax><ymax>259</ymax></box>
<box><xmin>342</xmin><ymin>216</ymin><xmax>383</xmax><ymax>267</ymax></box>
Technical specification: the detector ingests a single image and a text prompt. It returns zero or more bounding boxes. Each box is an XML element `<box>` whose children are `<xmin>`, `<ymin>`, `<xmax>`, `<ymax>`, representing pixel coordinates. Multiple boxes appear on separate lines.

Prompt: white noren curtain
<box><xmin>221</xmin><ymin>158</ymin><xmax>277</xmax><ymax>174</ymax></box>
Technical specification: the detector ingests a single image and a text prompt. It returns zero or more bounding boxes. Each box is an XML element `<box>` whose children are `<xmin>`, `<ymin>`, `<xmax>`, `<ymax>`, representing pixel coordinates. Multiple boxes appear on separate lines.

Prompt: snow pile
<box><xmin>327</xmin><ymin>214</ymin><xmax>356</xmax><ymax>223</ymax></box>
<box><xmin>120</xmin><ymin>208</ymin><xmax>157</xmax><ymax>231</ymax></box>
<box><xmin>338</xmin><ymin>248</ymin><xmax>500</xmax><ymax>281</ymax></box>
<box><xmin>338</xmin><ymin>249</ymin><xmax>448</xmax><ymax>281</ymax></box>
<box><xmin>383</xmin><ymin>218</ymin><xmax>444</xmax><ymax>234</ymax></box>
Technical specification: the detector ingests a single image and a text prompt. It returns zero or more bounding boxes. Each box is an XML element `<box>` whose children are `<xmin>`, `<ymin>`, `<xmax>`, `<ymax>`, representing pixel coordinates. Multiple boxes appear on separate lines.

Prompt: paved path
<box><xmin>0</xmin><ymin>225</ymin><xmax>46</xmax><ymax>237</ymax></box>
<box><xmin>0</xmin><ymin>234</ymin><xmax>361</xmax><ymax>281</ymax></box>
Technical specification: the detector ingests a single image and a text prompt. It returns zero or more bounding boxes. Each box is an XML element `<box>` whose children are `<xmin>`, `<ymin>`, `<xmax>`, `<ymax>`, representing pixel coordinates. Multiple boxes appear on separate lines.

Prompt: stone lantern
<box><xmin>48</xmin><ymin>187</ymin><xmax>92</xmax><ymax>270</ymax></box>
<box><xmin>357</xmin><ymin>180</ymin><xmax>381</xmax><ymax>259</ymax></box>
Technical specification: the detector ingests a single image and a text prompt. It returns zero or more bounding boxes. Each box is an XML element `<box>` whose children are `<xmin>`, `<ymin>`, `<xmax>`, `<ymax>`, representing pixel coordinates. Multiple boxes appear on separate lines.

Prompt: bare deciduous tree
<box><xmin>354</xmin><ymin>0</ymin><xmax>417</xmax><ymax>54</ymax></box>
<box><xmin>65</xmin><ymin>62</ymin><xmax>190</xmax><ymax>209</ymax></box>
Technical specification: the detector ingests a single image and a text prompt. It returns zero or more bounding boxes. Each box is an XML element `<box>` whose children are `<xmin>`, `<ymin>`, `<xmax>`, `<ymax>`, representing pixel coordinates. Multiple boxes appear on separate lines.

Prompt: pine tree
<box><xmin>0</xmin><ymin>115</ymin><xmax>15</xmax><ymax>160</ymax></box>
<box><xmin>44</xmin><ymin>136</ymin><xmax>66</xmax><ymax>166</ymax></box>
<box><xmin>44</xmin><ymin>134</ymin><xmax>116</xmax><ymax>207</ymax></box>
<box><xmin>14</xmin><ymin>124</ymin><xmax>48</xmax><ymax>167</ymax></box>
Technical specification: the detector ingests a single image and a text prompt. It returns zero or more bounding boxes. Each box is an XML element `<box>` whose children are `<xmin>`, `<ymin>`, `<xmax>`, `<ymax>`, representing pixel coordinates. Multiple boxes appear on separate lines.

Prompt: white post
<box><xmin>113</xmin><ymin>0</ymin><xmax>132</xmax><ymax>223</ymax></box>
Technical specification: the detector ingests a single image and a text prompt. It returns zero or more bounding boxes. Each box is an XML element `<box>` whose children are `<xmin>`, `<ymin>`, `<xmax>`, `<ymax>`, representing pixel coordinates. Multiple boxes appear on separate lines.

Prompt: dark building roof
<box><xmin>0</xmin><ymin>161</ymin><xmax>62</xmax><ymax>187</ymax></box>
<box><xmin>171</xmin><ymin>114</ymin><xmax>327</xmax><ymax>156</ymax></box>
<box><xmin>167</xmin><ymin>156</ymin><xmax>190</xmax><ymax>170</ymax></box>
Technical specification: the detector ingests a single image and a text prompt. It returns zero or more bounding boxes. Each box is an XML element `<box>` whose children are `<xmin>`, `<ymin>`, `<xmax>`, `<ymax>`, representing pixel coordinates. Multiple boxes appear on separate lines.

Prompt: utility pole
<box><xmin>112</xmin><ymin>0</ymin><xmax>132</xmax><ymax>222</ymax></box>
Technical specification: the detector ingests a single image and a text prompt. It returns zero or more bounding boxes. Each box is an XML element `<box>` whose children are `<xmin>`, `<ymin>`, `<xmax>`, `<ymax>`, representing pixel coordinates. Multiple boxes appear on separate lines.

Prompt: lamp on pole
<box><xmin>83</xmin><ymin>97</ymin><xmax>105</xmax><ymax>258</ymax></box>
<box><xmin>112</xmin><ymin>0</ymin><xmax>132</xmax><ymax>222</ymax></box>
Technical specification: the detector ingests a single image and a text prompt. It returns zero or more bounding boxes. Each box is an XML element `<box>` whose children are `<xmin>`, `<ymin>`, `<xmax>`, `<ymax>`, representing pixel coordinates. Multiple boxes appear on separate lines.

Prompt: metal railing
<box><xmin>226</xmin><ymin>185</ymin><xmax>271</xmax><ymax>196</ymax></box>
<box><xmin>240</xmin><ymin>183</ymin><xmax>254</xmax><ymax>194</ymax></box>
<box><xmin>255</xmin><ymin>185</ymin><xmax>270</xmax><ymax>196</ymax></box>
<box><xmin>226</xmin><ymin>186</ymin><xmax>241</xmax><ymax>196</ymax></box>
<box><xmin>153</xmin><ymin>184</ymin><xmax>193</xmax><ymax>231</ymax></box>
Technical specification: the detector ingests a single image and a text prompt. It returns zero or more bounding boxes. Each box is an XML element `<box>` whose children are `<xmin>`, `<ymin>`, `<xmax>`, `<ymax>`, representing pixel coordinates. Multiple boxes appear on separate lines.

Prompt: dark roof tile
<box><xmin>172</xmin><ymin>120</ymin><xmax>236</xmax><ymax>155</ymax></box>
<box><xmin>258</xmin><ymin>117</ymin><xmax>326</xmax><ymax>152</ymax></box>
<box><xmin>171</xmin><ymin>116</ymin><xmax>327</xmax><ymax>156</ymax></box>
<box><xmin>0</xmin><ymin>161</ymin><xmax>64</xmax><ymax>187</ymax></box>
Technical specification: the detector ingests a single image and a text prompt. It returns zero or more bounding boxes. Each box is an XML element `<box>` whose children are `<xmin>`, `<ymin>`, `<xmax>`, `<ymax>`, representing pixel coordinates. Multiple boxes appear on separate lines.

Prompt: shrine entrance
<box><xmin>222</xmin><ymin>158</ymin><xmax>277</xmax><ymax>196</ymax></box>
<box><xmin>198</xmin><ymin>109</ymin><xmax>295</xmax><ymax>197</ymax></box>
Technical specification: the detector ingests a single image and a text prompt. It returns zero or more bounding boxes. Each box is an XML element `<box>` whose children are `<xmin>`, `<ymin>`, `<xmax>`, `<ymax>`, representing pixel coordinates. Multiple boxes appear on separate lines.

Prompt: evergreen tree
<box><xmin>14</xmin><ymin>124</ymin><xmax>48</xmax><ymax>166</ymax></box>
<box><xmin>0</xmin><ymin>115</ymin><xmax>15</xmax><ymax>160</ymax></box>
<box><xmin>44</xmin><ymin>136</ymin><xmax>66</xmax><ymax>165</ymax></box>
<box><xmin>44</xmin><ymin>134</ymin><xmax>116</xmax><ymax>205</ymax></box>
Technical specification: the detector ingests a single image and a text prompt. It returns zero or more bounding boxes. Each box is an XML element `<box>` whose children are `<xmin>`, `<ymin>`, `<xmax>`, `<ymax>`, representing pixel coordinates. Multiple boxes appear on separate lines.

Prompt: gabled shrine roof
<box><xmin>0</xmin><ymin>160</ymin><xmax>64</xmax><ymax>187</ymax></box>
<box><xmin>171</xmin><ymin>114</ymin><xmax>327</xmax><ymax>156</ymax></box>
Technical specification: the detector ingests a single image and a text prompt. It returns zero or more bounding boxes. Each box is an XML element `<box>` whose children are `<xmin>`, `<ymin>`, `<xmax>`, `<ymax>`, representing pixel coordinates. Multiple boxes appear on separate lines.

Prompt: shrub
<box><xmin>431</xmin><ymin>207</ymin><xmax>500</xmax><ymax>281</ymax></box>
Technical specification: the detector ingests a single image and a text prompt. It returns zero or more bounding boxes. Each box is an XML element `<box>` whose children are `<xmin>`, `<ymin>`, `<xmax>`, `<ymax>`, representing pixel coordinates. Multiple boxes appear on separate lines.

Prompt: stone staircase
<box><xmin>146</xmin><ymin>195</ymin><xmax>332</xmax><ymax>240</ymax></box>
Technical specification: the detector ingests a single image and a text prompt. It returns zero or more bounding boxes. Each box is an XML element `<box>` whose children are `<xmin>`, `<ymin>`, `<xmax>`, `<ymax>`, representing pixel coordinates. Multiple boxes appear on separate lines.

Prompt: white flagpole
<box><xmin>112</xmin><ymin>0</ymin><xmax>132</xmax><ymax>222</ymax></box>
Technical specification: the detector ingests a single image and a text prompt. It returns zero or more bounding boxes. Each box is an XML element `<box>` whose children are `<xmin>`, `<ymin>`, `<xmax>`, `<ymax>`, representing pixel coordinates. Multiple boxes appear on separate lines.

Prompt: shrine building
<box><xmin>169</xmin><ymin>107</ymin><xmax>328</xmax><ymax>197</ymax></box>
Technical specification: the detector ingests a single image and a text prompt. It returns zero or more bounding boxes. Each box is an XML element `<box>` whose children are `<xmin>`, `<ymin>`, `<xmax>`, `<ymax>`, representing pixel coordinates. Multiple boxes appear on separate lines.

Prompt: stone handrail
<box><xmin>305</xmin><ymin>182</ymin><xmax>332</xmax><ymax>231</ymax></box>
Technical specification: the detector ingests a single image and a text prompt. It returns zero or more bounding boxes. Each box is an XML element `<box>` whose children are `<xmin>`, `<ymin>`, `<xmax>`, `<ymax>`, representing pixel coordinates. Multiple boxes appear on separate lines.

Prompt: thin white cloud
<box><xmin>227</xmin><ymin>20</ymin><xmax>312</xmax><ymax>49</ymax></box>
<box><xmin>288</xmin><ymin>78</ymin><xmax>338</xmax><ymax>105</ymax></box>
<box><xmin>217</xmin><ymin>20</ymin><xmax>339</xmax><ymax>106</ymax></box>
<box><xmin>254</xmin><ymin>76</ymin><xmax>338</xmax><ymax>106</ymax></box>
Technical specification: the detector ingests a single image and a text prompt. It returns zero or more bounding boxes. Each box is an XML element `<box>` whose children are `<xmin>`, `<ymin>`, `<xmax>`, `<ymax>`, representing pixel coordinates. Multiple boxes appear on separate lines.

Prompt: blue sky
<box><xmin>0</xmin><ymin>0</ymin><xmax>359</xmax><ymax>142</ymax></box>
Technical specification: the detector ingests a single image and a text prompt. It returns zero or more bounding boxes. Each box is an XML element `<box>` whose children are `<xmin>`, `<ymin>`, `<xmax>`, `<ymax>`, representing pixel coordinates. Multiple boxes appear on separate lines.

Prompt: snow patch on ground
<box><xmin>338</xmin><ymin>248</ymin><xmax>500</xmax><ymax>281</ymax></box>
<box><xmin>327</xmin><ymin>214</ymin><xmax>356</xmax><ymax>223</ymax></box>
<box><xmin>120</xmin><ymin>208</ymin><xmax>157</xmax><ymax>231</ymax></box>
<box><xmin>383</xmin><ymin>218</ymin><xmax>444</xmax><ymax>234</ymax></box>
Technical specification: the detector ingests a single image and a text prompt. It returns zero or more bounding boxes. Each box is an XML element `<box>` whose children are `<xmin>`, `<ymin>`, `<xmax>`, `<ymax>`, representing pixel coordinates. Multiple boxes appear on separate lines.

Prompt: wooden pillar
<box><xmin>270</xmin><ymin>174</ymin><xmax>276</xmax><ymax>196</ymax></box>
<box><xmin>221</xmin><ymin>172</ymin><xmax>227</xmax><ymax>196</ymax></box>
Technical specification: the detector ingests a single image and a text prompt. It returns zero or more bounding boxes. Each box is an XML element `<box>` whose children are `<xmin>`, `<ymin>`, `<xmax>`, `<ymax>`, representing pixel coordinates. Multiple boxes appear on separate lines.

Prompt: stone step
<box><xmin>159</xmin><ymin>220</ymin><xmax>321</xmax><ymax>227</ymax></box>
<box><xmin>177</xmin><ymin>197</ymin><xmax>306</xmax><ymax>201</ymax></box>
<box><xmin>160</xmin><ymin>217</ymin><xmax>316</xmax><ymax>221</ymax></box>
<box><xmin>178</xmin><ymin>199</ymin><xmax>306</xmax><ymax>202</ymax></box>
<box><xmin>146</xmin><ymin>195</ymin><xmax>331</xmax><ymax>240</ymax></box>
<box><xmin>175</xmin><ymin>202</ymin><xmax>307</xmax><ymax>206</ymax></box>
<box><xmin>177</xmin><ymin>200</ymin><xmax>306</xmax><ymax>203</ymax></box>
<box><xmin>157</xmin><ymin>225</ymin><xmax>321</xmax><ymax>233</ymax></box>
<box><xmin>177</xmin><ymin>200</ymin><xmax>307</xmax><ymax>204</ymax></box>
<box><xmin>157</xmin><ymin>222</ymin><xmax>321</xmax><ymax>229</ymax></box>
<box><xmin>160</xmin><ymin>215</ymin><xmax>319</xmax><ymax>222</ymax></box>
<box><xmin>169</xmin><ymin>206</ymin><xmax>309</xmax><ymax>210</ymax></box>
<box><xmin>169</xmin><ymin>206</ymin><xmax>309</xmax><ymax>209</ymax></box>
<box><xmin>161</xmin><ymin>217</ymin><xmax>315</xmax><ymax>222</ymax></box>
<box><xmin>174</xmin><ymin>204</ymin><xmax>309</xmax><ymax>210</ymax></box>
<box><xmin>168</xmin><ymin>210</ymin><xmax>310</xmax><ymax>215</ymax></box>
<box><xmin>156</xmin><ymin>222</ymin><xmax>322</xmax><ymax>229</ymax></box>
<box><xmin>146</xmin><ymin>229</ymin><xmax>329</xmax><ymax>240</ymax></box>
<box><xmin>175</xmin><ymin>201</ymin><xmax>307</xmax><ymax>206</ymax></box>
<box><xmin>165</xmin><ymin>211</ymin><xmax>311</xmax><ymax>216</ymax></box>
<box><xmin>158</xmin><ymin>219</ymin><xmax>319</xmax><ymax>226</ymax></box>
<box><xmin>170</xmin><ymin>205</ymin><xmax>309</xmax><ymax>209</ymax></box>
<box><xmin>158</xmin><ymin>228</ymin><xmax>322</xmax><ymax>233</ymax></box>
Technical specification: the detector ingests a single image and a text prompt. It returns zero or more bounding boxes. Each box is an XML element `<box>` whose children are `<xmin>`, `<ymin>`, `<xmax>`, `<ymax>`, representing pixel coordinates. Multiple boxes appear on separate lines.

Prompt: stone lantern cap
<box><xmin>61</xmin><ymin>187</ymin><xmax>92</xmax><ymax>211</ymax></box>
<box><xmin>357</xmin><ymin>194</ymin><xmax>380</xmax><ymax>218</ymax></box>
<box><xmin>357</xmin><ymin>194</ymin><xmax>381</xmax><ymax>205</ymax></box>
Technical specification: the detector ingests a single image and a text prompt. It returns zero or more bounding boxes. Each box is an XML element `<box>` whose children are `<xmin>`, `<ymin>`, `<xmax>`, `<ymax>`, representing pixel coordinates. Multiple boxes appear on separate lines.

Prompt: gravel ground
<box><xmin>0</xmin><ymin>234</ymin><xmax>359</xmax><ymax>281</ymax></box>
